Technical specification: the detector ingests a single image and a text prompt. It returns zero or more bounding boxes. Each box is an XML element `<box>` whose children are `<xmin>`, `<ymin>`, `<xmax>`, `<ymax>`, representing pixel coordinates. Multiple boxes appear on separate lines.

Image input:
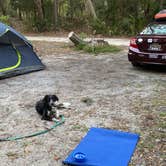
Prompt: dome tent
<box><xmin>0</xmin><ymin>22</ymin><xmax>44</xmax><ymax>79</ymax></box>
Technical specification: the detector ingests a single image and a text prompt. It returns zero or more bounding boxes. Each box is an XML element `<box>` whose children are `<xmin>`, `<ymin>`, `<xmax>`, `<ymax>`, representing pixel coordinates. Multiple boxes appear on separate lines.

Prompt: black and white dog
<box><xmin>35</xmin><ymin>95</ymin><xmax>59</xmax><ymax>121</ymax></box>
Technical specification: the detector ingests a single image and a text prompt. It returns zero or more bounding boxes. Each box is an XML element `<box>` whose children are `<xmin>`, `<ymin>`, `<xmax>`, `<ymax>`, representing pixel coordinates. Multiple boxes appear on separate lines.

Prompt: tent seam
<box><xmin>0</xmin><ymin>47</ymin><xmax>22</xmax><ymax>72</ymax></box>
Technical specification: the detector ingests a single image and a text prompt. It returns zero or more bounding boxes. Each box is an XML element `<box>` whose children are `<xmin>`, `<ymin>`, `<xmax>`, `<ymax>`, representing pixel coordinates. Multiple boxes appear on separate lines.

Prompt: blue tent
<box><xmin>0</xmin><ymin>22</ymin><xmax>44</xmax><ymax>79</ymax></box>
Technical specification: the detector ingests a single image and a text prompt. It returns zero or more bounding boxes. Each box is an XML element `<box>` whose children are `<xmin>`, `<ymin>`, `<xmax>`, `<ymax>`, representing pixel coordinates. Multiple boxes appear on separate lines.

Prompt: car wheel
<box><xmin>131</xmin><ymin>62</ymin><xmax>140</xmax><ymax>67</ymax></box>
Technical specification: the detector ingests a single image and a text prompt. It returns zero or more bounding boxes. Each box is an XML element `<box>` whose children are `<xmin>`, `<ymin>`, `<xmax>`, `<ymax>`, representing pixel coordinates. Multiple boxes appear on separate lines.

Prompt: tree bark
<box><xmin>85</xmin><ymin>0</ymin><xmax>97</xmax><ymax>19</ymax></box>
<box><xmin>34</xmin><ymin>0</ymin><xmax>44</xmax><ymax>20</ymax></box>
<box><xmin>0</xmin><ymin>0</ymin><xmax>7</xmax><ymax>15</ymax></box>
<box><xmin>159</xmin><ymin>0</ymin><xmax>164</xmax><ymax>10</ymax></box>
<box><xmin>54</xmin><ymin>0</ymin><xmax>59</xmax><ymax>30</ymax></box>
<box><xmin>69</xmin><ymin>0</ymin><xmax>74</xmax><ymax>19</ymax></box>
<box><xmin>18</xmin><ymin>9</ymin><xmax>22</xmax><ymax>20</ymax></box>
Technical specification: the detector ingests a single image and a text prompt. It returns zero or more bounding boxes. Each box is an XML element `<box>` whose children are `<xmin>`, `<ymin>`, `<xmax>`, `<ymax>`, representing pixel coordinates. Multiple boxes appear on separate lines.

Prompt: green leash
<box><xmin>0</xmin><ymin>115</ymin><xmax>65</xmax><ymax>142</ymax></box>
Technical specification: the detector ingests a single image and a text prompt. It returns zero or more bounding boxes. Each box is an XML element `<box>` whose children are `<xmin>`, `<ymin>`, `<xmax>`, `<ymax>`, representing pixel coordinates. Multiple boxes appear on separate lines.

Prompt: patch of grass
<box><xmin>130</xmin><ymin>91</ymin><xmax>166</xmax><ymax>165</ymax></box>
<box><xmin>79</xmin><ymin>32</ymin><xmax>88</xmax><ymax>40</ymax></box>
<box><xmin>71</xmin><ymin>124</ymin><xmax>89</xmax><ymax>132</ymax></box>
<box><xmin>159</xmin><ymin>112</ymin><xmax>166</xmax><ymax>118</ymax></box>
<box><xmin>81</xmin><ymin>97</ymin><xmax>93</xmax><ymax>106</ymax></box>
<box><xmin>0</xmin><ymin>15</ymin><xmax>10</xmax><ymax>24</ymax></box>
<box><xmin>75</xmin><ymin>43</ymin><xmax>121</xmax><ymax>54</ymax></box>
<box><xmin>6</xmin><ymin>152</ymin><xmax>19</xmax><ymax>160</ymax></box>
<box><xmin>157</xmin><ymin>121</ymin><xmax>166</xmax><ymax>129</ymax></box>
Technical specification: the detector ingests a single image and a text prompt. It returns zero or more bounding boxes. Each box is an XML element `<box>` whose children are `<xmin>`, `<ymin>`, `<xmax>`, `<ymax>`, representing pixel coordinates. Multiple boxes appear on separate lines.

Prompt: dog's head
<box><xmin>43</xmin><ymin>95</ymin><xmax>59</xmax><ymax>107</ymax></box>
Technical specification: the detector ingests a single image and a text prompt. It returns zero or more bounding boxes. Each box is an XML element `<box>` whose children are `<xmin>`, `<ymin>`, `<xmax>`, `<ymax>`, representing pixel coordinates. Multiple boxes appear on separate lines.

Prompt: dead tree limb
<box><xmin>68</xmin><ymin>32</ymin><xmax>109</xmax><ymax>47</ymax></box>
<box><xmin>68</xmin><ymin>32</ymin><xmax>87</xmax><ymax>46</ymax></box>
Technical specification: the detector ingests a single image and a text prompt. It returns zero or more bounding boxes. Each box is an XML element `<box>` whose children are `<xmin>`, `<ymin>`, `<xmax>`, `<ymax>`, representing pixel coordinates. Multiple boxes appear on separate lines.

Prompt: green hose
<box><xmin>0</xmin><ymin>115</ymin><xmax>65</xmax><ymax>142</ymax></box>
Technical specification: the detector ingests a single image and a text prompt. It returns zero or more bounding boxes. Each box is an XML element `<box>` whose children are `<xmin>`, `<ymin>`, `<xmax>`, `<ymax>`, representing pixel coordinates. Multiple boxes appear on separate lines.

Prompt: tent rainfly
<box><xmin>0</xmin><ymin>22</ymin><xmax>44</xmax><ymax>79</ymax></box>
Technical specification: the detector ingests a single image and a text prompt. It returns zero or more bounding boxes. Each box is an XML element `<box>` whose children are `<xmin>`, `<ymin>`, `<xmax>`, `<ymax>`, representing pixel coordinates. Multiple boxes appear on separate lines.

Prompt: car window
<box><xmin>140</xmin><ymin>23</ymin><xmax>166</xmax><ymax>35</ymax></box>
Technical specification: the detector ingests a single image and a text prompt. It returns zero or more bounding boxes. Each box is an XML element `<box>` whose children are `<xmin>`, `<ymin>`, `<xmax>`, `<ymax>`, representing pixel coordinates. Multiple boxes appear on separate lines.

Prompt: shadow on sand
<box><xmin>135</xmin><ymin>65</ymin><xmax>166</xmax><ymax>74</ymax></box>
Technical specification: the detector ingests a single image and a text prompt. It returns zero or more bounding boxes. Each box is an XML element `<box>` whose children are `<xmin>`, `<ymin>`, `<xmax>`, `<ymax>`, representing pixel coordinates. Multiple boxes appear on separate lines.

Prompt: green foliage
<box><xmin>0</xmin><ymin>15</ymin><xmax>9</xmax><ymax>24</ymax></box>
<box><xmin>75</xmin><ymin>43</ymin><xmax>121</xmax><ymax>54</ymax></box>
<box><xmin>79</xmin><ymin>32</ymin><xmax>88</xmax><ymax>40</ymax></box>
<box><xmin>90</xmin><ymin>19</ymin><xmax>110</xmax><ymax>35</ymax></box>
<box><xmin>1</xmin><ymin>0</ymin><xmax>166</xmax><ymax>35</ymax></box>
<box><xmin>93</xmin><ymin>0</ymin><xmax>166</xmax><ymax>36</ymax></box>
<box><xmin>10</xmin><ymin>0</ymin><xmax>34</xmax><ymax>12</ymax></box>
<box><xmin>32</xmin><ymin>19</ymin><xmax>51</xmax><ymax>32</ymax></box>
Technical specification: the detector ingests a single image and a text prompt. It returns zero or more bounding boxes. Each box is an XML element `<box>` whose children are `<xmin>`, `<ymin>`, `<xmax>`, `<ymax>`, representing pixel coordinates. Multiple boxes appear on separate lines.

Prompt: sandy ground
<box><xmin>0</xmin><ymin>42</ymin><xmax>165</xmax><ymax>166</ymax></box>
<box><xmin>26</xmin><ymin>36</ymin><xmax>130</xmax><ymax>46</ymax></box>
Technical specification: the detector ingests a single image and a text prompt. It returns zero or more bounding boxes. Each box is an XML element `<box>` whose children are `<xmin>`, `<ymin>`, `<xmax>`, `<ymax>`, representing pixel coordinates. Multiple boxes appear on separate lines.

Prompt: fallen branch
<box><xmin>68</xmin><ymin>32</ymin><xmax>86</xmax><ymax>46</ymax></box>
<box><xmin>68</xmin><ymin>31</ymin><xmax>109</xmax><ymax>47</ymax></box>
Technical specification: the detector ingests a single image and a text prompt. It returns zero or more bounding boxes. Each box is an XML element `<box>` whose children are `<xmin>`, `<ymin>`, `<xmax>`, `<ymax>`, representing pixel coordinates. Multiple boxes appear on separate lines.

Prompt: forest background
<box><xmin>0</xmin><ymin>0</ymin><xmax>165</xmax><ymax>36</ymax></box>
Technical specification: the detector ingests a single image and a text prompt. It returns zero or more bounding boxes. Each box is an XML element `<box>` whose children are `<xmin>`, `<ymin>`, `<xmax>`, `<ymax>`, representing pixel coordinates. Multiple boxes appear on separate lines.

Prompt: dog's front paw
<box><xmin>55</xmin><ymin>110</ymin><xmax>59</xmax><ymax>119</ymax></box>
<box><xmin>52</xmin><ymin>117</ymin><xmax>61</xmax><ymax>122</ymax></box>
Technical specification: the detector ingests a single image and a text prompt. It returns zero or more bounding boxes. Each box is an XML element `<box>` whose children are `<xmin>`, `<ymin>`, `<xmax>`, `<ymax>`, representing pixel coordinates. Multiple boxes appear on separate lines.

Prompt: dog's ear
<box><xmin>43</xmin><ymin>95</ymin><xmax>50</xmax><ymax>103</ymax></box>
<box><xmin>52</xmin><ymin>95</ymin><xmax>59</xmax><ymax>101</ymax></box>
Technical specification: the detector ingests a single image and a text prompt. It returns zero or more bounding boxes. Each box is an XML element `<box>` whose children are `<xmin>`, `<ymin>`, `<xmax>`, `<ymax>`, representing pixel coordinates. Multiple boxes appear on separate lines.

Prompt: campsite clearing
<box><xmin>0</xmin><ymin>41</ymin><xmax>165</xmax><ymax>166</ymax></box>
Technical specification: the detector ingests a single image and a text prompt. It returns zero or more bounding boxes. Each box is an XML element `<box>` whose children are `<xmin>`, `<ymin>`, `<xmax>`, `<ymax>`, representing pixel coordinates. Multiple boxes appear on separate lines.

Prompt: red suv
<box><xmin>128</xmin><ymin>12</ymin><xmax>166</xmax><ymax>67</ymax></box>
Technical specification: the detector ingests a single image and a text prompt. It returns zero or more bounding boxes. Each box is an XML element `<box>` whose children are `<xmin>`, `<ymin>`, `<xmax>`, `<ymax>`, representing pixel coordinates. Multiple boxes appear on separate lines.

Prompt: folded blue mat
<box><xmin>63</xmin><ymin>127</ymin><xmax>139</xmax><ymax>166</ymax></box>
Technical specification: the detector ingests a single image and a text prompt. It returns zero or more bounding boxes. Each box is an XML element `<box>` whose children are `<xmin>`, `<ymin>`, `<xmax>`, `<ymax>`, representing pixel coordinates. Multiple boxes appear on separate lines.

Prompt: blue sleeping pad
<box><xmin>63</xmin><ymin>127</ymin><xmax>139</xmax><ymax>166</ymax></box>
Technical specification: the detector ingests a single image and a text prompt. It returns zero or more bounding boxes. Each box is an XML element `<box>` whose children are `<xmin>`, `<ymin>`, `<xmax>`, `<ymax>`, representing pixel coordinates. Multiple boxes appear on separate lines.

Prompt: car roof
<box><xmin>149</xmin><ymin>21</ymin><xmax>166</xmax><ymax>25</ymax></box>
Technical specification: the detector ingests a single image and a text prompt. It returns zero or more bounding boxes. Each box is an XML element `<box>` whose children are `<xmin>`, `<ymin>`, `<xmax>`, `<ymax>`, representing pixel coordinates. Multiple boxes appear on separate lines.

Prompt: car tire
<box><xmin>131</xmin><ymin>62</ymin><xmax>140</xmax><ymax>67</ymax></box>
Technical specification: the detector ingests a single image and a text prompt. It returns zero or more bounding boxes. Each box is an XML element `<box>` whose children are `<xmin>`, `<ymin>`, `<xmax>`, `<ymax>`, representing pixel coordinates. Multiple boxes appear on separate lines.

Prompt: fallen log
<box><xmin>68</xmin><ymin>31</ymin><xmax>109</xmax><ymax>47</ymax></box>
<box><xmin>68</xmin><ymin>32</ymin><xmax>86</xmax><ymax>46</ymax></box>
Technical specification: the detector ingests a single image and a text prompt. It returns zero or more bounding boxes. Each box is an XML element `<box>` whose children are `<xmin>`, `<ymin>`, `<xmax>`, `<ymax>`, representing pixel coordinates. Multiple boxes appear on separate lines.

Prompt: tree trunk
<box><xmin>85</xmin><ymin>0</ymin><xmax>97</xmax><ymax>19</ymax></box>
<box><xmin>160</xmin><ymin>0</ymin><xmax>164</xmax><ymax>10</ymax></box>
<box><xmin>34</xmin><ymin>0</ymin><xmax>44</xmax><ymax>20</ymax></box>
<box><xmin>68</xmin><ymin>32</ymin><xmax>86</xmax><ymax>46</ymax></box>
<box><xmin>69</xmin><ymin>0</ymin><xmax>74</xmax><ymax>19</ymax></box>
<box><xmin>0</xmin><ymin>0</ymin><xmax>7</xmax><ymax>15</ymax></box>
<box><xmin>144</xmin><ymin>1</ymin><xmax>150</xmax><ymax>21</ymax></box>
<box><xmin>19</xmin><ymin>9</ymin><xmax>22</xmax><ymax>20</ymax></box>
<box><xmin>54</xmin><ymin>0</ymin><xmax>59</xmax><ymax>30</ymax></box>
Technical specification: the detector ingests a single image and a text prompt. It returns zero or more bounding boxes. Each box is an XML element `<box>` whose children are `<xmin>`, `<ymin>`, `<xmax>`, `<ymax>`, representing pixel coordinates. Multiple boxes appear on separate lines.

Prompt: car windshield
<box><xmin>140</xmin><ymin>23</ymin><xmax>166</xmax><ymax>35</ymax></box>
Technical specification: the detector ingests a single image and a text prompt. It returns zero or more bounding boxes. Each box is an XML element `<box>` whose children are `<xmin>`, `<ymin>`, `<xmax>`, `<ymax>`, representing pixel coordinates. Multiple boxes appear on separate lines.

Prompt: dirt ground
<box><xmin>0</xmin><ymin>42</ymin><xmax>165</xmax><ymax>166</ymax></box>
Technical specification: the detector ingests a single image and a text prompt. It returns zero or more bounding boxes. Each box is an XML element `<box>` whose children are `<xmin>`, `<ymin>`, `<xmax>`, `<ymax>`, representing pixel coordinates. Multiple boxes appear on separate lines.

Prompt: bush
<box><xmin>75</xmin><ymin>43</ymin><xmax>121</xmax><ymax>55</ymax></box>
<box><xmin>90</xmin><ymin>19</ymin><xmax>110</xmax><ymax>35</ymax></box>
<box><xmin>0</xmin><ymin>15</ymin><xmax>10</xmax><ymax>24</ymax></box>
<box><xmin>79</xmin><ymin>32</ymin><xmax>88</xmax><ymax>40</ymax></box>
<box><xmin>33</xmin><ymin>19</ymin><xmax>51</xmax><ymax>32</ymax></box>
